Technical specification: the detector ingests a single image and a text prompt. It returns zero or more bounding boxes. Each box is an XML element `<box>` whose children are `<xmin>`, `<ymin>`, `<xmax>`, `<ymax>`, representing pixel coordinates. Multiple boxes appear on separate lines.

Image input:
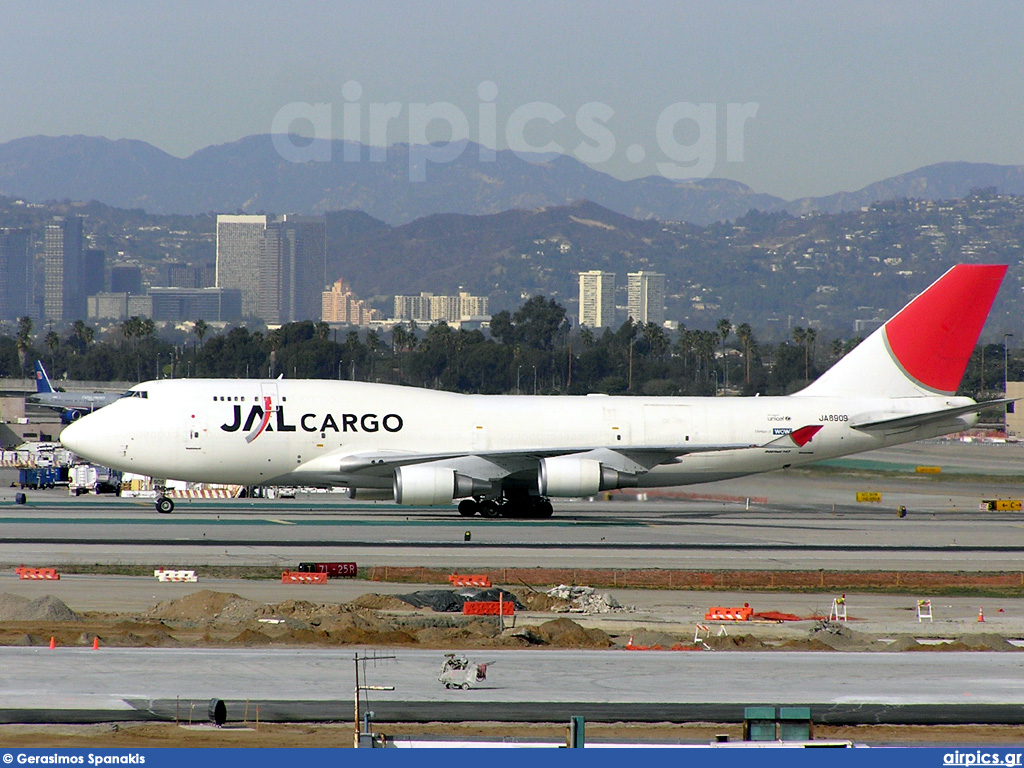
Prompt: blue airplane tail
<box><xmin>33</xmin><ymin>361</ymin><xmax>54</xmax><ymax>394</ymax></box>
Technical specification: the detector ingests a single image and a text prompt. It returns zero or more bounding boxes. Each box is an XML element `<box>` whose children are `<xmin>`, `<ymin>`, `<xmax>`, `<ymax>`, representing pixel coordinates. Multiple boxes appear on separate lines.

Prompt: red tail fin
<box><xmin>884</xmin><ymin>264</ymin><xmax>1006</xmax><ymax>394</ymax></box>
<box><xmin>798</xmin><ymin>264</ymin><xmax>1007</xmax><ymax>399</ymax></box>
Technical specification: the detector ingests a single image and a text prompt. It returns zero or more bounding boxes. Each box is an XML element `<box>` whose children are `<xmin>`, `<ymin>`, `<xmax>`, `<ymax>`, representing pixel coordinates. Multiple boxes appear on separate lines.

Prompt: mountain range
<box><xmin>1</xmin><ymin>134</ymin><xmax>1023</xmax><ymax>225</ymax></box>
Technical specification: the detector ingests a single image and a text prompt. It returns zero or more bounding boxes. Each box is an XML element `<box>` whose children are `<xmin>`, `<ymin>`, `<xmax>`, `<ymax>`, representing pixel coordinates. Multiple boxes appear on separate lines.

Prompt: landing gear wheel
<box><xmin>461</xmin><ymin>683</ymin><xmax>471</xmax><ymax>690</ymax></box>
<box><xmin>479</xmin><ymin>500</ymin><xmax>500</xmax><ymax>518</ymax></box>
<box><xmin>445</xmin><ymin>683</ymin><xmax>454</xmax><ymax>689</ymax></box>
<box><xmin>458</xmin><ymin>499</ymin><xmax>479</xmax><ymax>517</ymax></box>
<box><xmin>156</xmin><ymin>496</ymin><xmax>174</xmax><ymax>514</ymax></box>
<box><xmin>536</xmin><ymin>500</ymin><xmax>554</xmax><ymax>518</ymax></box>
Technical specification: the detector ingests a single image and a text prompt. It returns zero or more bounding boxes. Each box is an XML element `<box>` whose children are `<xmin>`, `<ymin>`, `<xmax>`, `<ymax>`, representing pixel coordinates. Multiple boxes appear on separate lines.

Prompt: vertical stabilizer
<box><xmin>796</xmin><ymin>264</ymin><xmax>1006</xmax><ymax>399</ymax></box>
<box><xmin>33</xmin><ymin>361</ymin><xmax>54</xmax><ymax>394</ymax></box>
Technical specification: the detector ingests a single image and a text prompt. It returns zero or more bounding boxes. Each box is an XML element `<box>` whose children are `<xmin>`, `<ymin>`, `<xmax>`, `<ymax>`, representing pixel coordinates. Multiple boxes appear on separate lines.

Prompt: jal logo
<box><xmin>221</xmin><ymin>403</ymin><xmax>403</xmax><ymax>442</ymax></box>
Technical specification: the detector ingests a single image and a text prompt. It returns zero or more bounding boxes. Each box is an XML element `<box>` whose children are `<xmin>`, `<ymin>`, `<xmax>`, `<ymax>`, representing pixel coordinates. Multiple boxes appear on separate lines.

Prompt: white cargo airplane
<box><xmin>61</xmin><ymin>264</ymin><xmax>1009</xmax><ymax>517</ymax></box>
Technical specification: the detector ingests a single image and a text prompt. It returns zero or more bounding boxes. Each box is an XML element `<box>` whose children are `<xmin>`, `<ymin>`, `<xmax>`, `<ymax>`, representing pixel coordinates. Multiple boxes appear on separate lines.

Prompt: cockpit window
<box><xmin>121</xmin><ymin>390</ymin><xmax>148</xmax><ymax>399</ymax></box>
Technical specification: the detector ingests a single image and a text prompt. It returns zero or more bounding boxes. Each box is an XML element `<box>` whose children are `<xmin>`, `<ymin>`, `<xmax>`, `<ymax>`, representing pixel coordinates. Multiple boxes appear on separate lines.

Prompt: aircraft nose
<box><xmin>59</xmin><ymin>417</ymin><xmax>88</xmax><ymax>454</ymax></box>
<box><xmin>59</xmin><ymin>410</ymin><xmax>120</xmax><ymax>465</ymax></box>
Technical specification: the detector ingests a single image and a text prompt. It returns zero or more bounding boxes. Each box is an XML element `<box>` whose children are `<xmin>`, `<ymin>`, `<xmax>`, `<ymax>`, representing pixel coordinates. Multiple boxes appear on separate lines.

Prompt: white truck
<box><xmin>69</xmin><ymin>463</ymin><xmax>122</xmax><ymax>496</ymax></box>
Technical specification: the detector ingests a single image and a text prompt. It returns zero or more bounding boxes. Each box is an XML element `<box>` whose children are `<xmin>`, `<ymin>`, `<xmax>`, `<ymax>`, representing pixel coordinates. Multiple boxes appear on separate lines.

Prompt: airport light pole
<box><xmin>1005</xmin><ymin>333</ymin><xmax>1014</xmax><ymax>417</ymax></box>
<box><xmin>1004</xmin><ymin>334</ymin><xmax>1014</xmax><ymax>394</ymax></box>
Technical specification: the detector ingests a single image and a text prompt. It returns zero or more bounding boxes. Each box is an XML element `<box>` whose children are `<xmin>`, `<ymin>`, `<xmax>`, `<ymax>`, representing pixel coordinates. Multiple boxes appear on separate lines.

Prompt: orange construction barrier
<box><xmin>281</xmin><ymin>571</ymin><xmax>327</xmax><ymax>584</ymax></box>
<box><xmin>704</xmin><ymin>605</ymin><xmax>753</xmax><ymax>621</ymax></box>
<box><xmin>448</xmin><ymin>573</ymin><xmax>492</xmax><ymax>588</ymax></box>
<box><xmin>16</xmin><ymin>567</ymin><xmax>60</xmax><ymax>580</ymax></box>
<box><xmin>462</xmin><ymin>600</ymin><xmax>514</xmax><ymax>615</ymax></box>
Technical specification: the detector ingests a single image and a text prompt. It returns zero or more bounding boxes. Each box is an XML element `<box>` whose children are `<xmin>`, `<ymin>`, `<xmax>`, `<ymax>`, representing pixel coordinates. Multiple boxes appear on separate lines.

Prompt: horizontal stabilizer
<box><xmin>850</xmin><ymin>399</ymin><xmax>1015</xmax><ymax>432</ymax></box>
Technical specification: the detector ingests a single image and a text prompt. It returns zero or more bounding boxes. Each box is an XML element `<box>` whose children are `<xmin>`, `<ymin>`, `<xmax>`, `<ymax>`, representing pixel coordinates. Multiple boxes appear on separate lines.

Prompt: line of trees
<box><xmin>2</xmin><ymin>296</ymin><xmax>1018</xmax><ymax>398</ymax></box>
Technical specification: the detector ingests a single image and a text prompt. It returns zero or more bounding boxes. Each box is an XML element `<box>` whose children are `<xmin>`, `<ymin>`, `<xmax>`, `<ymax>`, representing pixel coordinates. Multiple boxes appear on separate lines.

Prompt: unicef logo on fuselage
<box><xmin>221</xmin><ymin>404</ymin><xmax>403</xmax><ymax>435</ymax></box>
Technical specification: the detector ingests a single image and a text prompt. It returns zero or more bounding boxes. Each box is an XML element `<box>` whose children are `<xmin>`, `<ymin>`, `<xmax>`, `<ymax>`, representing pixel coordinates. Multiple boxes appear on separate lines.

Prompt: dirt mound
<box><xmin>510</xmin><ymin>590</ymin><xmax>571</xmax><ymax>612</ymax></box>
<box><xmin>954</xmin><ymin>633</ymin><xmax>1019</xmax><ymax>651</ymax></box>
<box><xmin>707</xmin><ymin>634</ymin><xmax>770</xmax><ymax>650</ymax></box>
<box><xmin>886</xmin><ymin>636</ymin><xmax>921</xmax><ymax>651</ymax></box>
<box><xmin>0</xmin><ymin>595</ymin><xmax>79</xmax><ymax>622</ymax></box>
<box><xmin>777</xmin><ymin>638</ymin><xmax>835</xmax><ymax>651</ymax></box>
<box><xmin>346</xmin><ymin>594</ymin><xmax>410</xmax><ymax>610</ymax></box>
<box><xmin>149</xmin><ymin>590</ymin><xmax>262</xmax><ymax>623</ymax></box>
<box><xmin>531</xmin><ymin>618</ymin><xmax>613</xmax><ymax>648</ymax></box>
<box><xmin>230</xmin><ymin>628</ymin><xmax>274</xmax><ymax>646</ymax></box>
<box><xmin>808</xmin><ymin>621</ymin><xmax>874</xmax><ymax>651</ymax></box>
<box><xmin>620</xmin><ymin>630</ymin><xmax>681</xmax><ymax>648</ymax></box>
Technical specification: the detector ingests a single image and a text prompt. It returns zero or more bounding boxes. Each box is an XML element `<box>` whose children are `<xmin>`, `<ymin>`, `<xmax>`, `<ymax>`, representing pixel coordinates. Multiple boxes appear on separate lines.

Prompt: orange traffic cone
<box><xmin>977</xmin><ymin>607</ymin><xmax>985</xmax><ymax>622</ymax></box>
<box><xmin>49</xmin><ymin>636</ymin><xmax>55</xmax><ymax>649</ymax></box>
<box><xmin>92</xmin><ymin>637</ymin><xmax>99</xmax><ymax>650</ymax></box>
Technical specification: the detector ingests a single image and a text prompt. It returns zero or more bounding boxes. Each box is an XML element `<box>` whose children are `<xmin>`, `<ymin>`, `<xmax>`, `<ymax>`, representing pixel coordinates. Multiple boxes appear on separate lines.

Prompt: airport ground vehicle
<box><xmin>69</xmin><ymin>463</ymin><xmax>122</xmax><ymax>496</ymax></box>
<box><xmin>18</xmin><ymin>467</ymin><xmax>61</xmax><ymax>490</ymax></box>
<box><xmin>438</xmin><ymin>655</ymin><xmax>489</xmax><ymax>689</ymax></box>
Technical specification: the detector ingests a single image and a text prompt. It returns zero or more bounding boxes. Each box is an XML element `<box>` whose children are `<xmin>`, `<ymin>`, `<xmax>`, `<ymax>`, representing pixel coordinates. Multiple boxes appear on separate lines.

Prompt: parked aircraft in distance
<box><xmin>61</xmin><ymin>265</ymin><xmax>1010</xmax><ymax>517</ymax></box>
<box><xmin>28</xmin><ymin>361</ymin><xmax>122</xmax><ymax>424</ymax></box>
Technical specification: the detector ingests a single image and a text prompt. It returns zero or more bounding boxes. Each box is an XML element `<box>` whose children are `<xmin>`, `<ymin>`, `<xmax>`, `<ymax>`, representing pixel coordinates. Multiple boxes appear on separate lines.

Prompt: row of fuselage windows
<box><xmin>212</xmin><ymin>395</ymin><xmax>288</xmax><ymax>402</ymax></box>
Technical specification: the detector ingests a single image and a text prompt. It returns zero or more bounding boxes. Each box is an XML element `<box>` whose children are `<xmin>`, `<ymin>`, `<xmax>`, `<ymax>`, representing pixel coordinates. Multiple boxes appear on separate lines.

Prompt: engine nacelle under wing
<box><xmin>393</xmin><ymin>465</ymin><xmax>490</xmax><ymax>506</ymax></box>
<box><xmin>538</xmin><ymin>456</ymin><xmax>638</xmax><ymax>497</ymax></box>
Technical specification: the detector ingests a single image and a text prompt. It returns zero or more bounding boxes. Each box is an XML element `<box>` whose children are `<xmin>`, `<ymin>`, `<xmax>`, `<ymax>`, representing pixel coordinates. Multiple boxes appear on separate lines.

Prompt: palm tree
<box><xmin>193</xmin><ymin>318</ymin><xmax>209</xmax><ymax>347</ymax></box>
<box><xmin>805</xmin><ymin>327</ymin><xmax>817</xmax><ymax>381</ymax></box>
<box><xmin>44</xmin><ymin>331</ymin><xmax>59</xmax><ymax>371</ymax></box>
<box><xmin>16</xmin><ymin>316</ymin><xmax>32</xmax><ymax>377</ymax></box>
<box><xmin>716</xmin><ymin>318</ymin><xmax>732</xmax><ymax>389</ymax></box>
<box><xmin>791</xmin><ymin>326</ymin><xmax>807</xmax><ymax>384</ymax></box>
<box><xmin>736</xmin><ymin>322</ymin><xmax>753</xmax><ymax>384</ymax></box>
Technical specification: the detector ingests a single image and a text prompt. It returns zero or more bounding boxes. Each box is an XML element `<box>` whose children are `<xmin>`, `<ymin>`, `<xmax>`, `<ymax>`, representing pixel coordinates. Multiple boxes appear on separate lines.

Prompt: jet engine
<box><xmin>538</xmin><ymin>456</ymin><xmax>638</xmax><ymax>497</ymax></box>
<box><xmin>393</xmin><ymin>465</ymin><xmax>490</xmax><ymax>506</ymax></box>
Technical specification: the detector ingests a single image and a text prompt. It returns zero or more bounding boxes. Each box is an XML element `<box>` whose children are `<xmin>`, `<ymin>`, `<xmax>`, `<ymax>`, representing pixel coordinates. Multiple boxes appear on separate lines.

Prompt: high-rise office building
<box><xmin>167</xmin><ymin>263</ymin><xmax>217</xmax><ymax>289</ymax></box>
<box><xmin>44</xmin><ymin>215</ymin><xmax>84</xmax><ymax>322</ymax></box>
<box><xmin>259</xmin><ymin>215</ymin><xmax>326</xmax><ymax>324</ymax></box>
<box><xmin>83</xmin><ymin>249</ymin><xmax>106</xmax><ymax>297</ymax></box>
<box><xmin>578</xmin><ymin>270</ymin><xmax>616</xmax><ymax>328</ymax></box>
<box><xmin>110</xmin><ymin>265</ymin><xmax>142</xmax><ymax>294</ymax></box>
<box><xmin>0</xmin><ymin>228</ymin><xmax>32</xmax><ymax>321</ymax></box>
<box><xmin>216</xmin><ymin>215</ymin><xmax>267</xmax><ymax>318</ymax></box>
<box><xmin>627</xmin><ymin>271</ymin><xmax>665</xmax><ymax>326</ymax></box>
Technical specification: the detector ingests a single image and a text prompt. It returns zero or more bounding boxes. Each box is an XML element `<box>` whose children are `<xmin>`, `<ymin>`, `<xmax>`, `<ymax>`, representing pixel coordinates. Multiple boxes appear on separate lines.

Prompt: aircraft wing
<box><xmin>850</xmin><ymin>399</ymin><xmax>1015</xmax><ymax>432</ymax></box>
<box><xmin>333</xmin><ymin>440</ymin><xmax>757</xmax><ymax>477</ymax></box>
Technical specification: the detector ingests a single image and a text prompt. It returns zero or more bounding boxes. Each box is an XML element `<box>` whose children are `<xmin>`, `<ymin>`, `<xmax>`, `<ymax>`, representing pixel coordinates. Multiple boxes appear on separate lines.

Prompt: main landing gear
<box><xmin>457</xmin><ymin>494</ymin><xmax>554</xmax><ymax>519</ymax></box>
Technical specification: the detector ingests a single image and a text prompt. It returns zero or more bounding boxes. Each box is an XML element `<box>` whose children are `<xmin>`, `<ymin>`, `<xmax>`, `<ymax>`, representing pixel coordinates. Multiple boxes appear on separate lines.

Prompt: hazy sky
<box><xmin>2</xmin><ymin>1</ymin><xmax>1022</xmax><ymax>199</ymax></box>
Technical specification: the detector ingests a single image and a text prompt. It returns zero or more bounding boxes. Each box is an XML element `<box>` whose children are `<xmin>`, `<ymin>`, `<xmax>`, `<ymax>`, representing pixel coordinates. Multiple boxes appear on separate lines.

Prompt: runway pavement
<box><xmin>1</xmin><ymin>474</ymin><xmax>1023</xmax><ymax>570</ymax></box>
<box><xmin>3</xmin><ymin>647</ymin><xmax>1024</xmax><ymax>726</ymax></box>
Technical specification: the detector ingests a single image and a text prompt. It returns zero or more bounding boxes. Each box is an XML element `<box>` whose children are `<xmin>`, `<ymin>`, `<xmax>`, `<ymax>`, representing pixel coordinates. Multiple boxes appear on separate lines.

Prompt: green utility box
<box><xmin>779</xmin><ymin>706</ymin><xmax>812</xmax><ymax>741</ymax></box>
<box><xmin>742</xmin><ymin>706</ymin><xmax>777</xmax><ymax>741</ymax></box>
